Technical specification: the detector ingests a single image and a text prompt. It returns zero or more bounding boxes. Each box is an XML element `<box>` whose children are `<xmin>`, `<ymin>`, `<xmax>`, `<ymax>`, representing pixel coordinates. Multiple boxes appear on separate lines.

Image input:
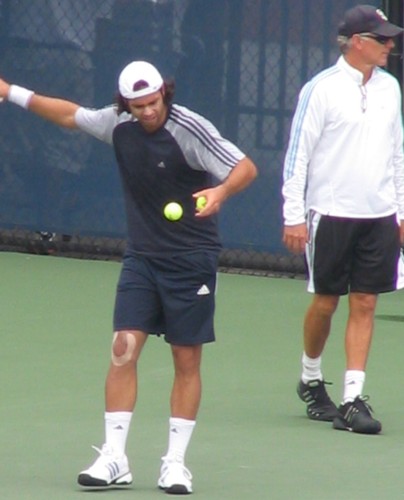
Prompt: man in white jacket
<box><xmin>282</xmin><ymin>4</ymin><xmax>404</xmax><ymax>434</ymax></box>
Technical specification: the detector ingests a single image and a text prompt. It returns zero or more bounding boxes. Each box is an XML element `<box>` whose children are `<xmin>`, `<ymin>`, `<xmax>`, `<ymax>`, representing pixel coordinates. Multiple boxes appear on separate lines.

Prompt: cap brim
<box><xmin>373</xmin><ymin>22</ymin><xmax>404</xmax><ymax>37</ymax></box>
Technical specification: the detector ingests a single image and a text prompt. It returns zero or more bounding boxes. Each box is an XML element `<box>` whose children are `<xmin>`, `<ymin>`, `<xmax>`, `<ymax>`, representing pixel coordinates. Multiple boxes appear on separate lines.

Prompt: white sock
<box><xmin>164</xmin><ymin>417</ymin><xmax>196</xmax><ymax>463</ymax></box>
<box><xmin>301</xmin><ymin>352</ymin><xmax>323</xmax><ymax>383</ymax></box>
<box><xmin>343</xmin><ymin>370</ymin><xmax>365</xmax><ymax>403</ymax></box>
<box><xmin>105</xmin><ymin>411</ymin><xmax>132</xmax><ymax>456</ymax></box>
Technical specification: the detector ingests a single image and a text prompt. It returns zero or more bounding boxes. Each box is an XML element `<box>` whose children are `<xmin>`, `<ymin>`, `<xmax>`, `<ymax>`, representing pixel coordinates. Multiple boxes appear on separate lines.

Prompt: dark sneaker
<box><xmin>297</xmin><ymin>379</ymin><xmax>339</xmax><ymax>421</ymax></box>
<box><xmin>333</xmin><ymin>396</ymin><xmax>381</xmax><ymax>434</ymax></box>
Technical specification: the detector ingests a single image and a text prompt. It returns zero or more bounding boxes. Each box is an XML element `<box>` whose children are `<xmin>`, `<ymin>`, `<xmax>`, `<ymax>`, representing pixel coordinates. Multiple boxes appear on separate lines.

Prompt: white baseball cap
<box><xmin>118</xmin><ymin>61</ymin><xmax>164</xmax><ymax>100</ymax></box>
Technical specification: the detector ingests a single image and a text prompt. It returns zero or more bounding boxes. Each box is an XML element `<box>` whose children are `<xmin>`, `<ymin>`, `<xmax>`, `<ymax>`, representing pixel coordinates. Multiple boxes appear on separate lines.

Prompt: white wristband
<box><xmin>8</xmin><ymin>85</ymin><xmax>34</xmax><ymax>109</ymax></box>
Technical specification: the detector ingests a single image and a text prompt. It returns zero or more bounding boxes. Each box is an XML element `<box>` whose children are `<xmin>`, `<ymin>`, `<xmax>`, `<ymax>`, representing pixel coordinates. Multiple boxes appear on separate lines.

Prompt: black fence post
<box><xmin>383</xmin><ymin>0</ymin><xmax>403</xmax><ymax>96</ymax></box>
<box><xmin>224</xmin><ymin>0</ymin><xmax>243</xmax><ymax>143</ymax></box>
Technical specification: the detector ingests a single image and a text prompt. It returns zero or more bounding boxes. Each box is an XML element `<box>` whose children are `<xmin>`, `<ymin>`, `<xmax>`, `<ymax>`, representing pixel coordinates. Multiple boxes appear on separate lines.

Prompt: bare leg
<box><xmin>105</xmin><ymin>330</ymin><xmax>148</xmax><ymax>412</ymax></box>
<box><xmin>158</xmin><ymin>344</ymin><xmax>202</xmax><ymax>493</ymax></box>
<box><xmin>78</xmin><ymin>330</ymin><xmax>148</xmax><ymax>486</ymax></box>
<box><xmin>303</xmin><ymin>294</ymin><xmax>339</xmax><ymax>357</ymax></box>
<box><xmin>333</xmin><ymin>293</ymin><xmax>381</xmax><ymax>434</ymax></box>
<box><xmin>170</xmin><ymin>344</ymin><xmax>203</xmax><ymax>419</ymax></box>
<box><xmin>345</xmin><ymin>292</ymin><xmax>378</xmax><ymax>370</ymax></box>
<box><xmin>297</xmin><ymin>294</ymin><xmax>340</xmax><ymax>421</ymax></box>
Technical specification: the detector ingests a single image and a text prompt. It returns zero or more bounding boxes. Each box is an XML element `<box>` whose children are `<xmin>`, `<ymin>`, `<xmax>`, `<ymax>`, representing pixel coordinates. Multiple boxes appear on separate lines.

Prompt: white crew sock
<box><xmin>301</xmin><ymin>352</ymin><xmax>323</xmax><ymax>383</ymax></box>
<box><xmin>105</xmin><ymin>411</ymin><xmax>132</xmax><ymax>456</ymax></box>
<box><xmin>343</xmin><ymin>370</ymin><xmax>365</xmax><ymax>403</ymax></box>
<box><xmin>164</xmin><ymin>417</ymin><xmax>196</xmax><ymax>463</ymax></box>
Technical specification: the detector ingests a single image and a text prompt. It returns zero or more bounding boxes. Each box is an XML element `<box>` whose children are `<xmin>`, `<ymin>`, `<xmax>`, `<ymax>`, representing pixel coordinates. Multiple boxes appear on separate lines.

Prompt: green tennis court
<box><xmin>1</xmin><ymin>251</ymin><xmax>404</xmax><ymax>500</ymax></box>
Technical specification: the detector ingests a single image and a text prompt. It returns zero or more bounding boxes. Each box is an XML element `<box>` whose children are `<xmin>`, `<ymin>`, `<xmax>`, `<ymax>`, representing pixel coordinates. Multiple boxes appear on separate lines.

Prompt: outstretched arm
<box><xmin>0</xmin><ymin>78</ymin><xmax>80</xmax><ymax>129</ymax></box>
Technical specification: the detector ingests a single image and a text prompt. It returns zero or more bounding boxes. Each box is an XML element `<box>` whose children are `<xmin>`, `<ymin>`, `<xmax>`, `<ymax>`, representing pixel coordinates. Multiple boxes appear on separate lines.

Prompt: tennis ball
<box><xmin>196</xmin><ymin>196</ymin><xmax>207</xmax><ymax>210</ymax></box>
<box><xmin>164</xmin><ymin>202</ymin><xmax>183</xmax><ymax>221</ymax></box>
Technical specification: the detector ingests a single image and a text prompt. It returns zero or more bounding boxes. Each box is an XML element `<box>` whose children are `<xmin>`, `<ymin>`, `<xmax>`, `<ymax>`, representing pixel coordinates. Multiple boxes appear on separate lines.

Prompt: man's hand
<box><xmin>192</xmin><ymin>186</ymin><xmax>227</xmax><ymax>217</ymax></box>
<box><xmin>400</xmin><ymin>220</ymin><xmax>404</xmax><ymax>246</ymax></box>
<box><xmin>283</xmin><ymin>223</ymin><xmax>307</xmax><ymax>254</ymax></box>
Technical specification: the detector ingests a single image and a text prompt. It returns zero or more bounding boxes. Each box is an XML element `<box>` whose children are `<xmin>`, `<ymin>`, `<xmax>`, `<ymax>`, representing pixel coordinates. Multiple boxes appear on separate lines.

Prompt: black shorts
<box><xmin>113</xmin><ymin>250</ymin><xmax>219</xmax><ymax>345</ymax></box>
<box><xmin>306</xmin><ymin>212</ymin><xmax>402</xmax><ymax>295</ymax></box>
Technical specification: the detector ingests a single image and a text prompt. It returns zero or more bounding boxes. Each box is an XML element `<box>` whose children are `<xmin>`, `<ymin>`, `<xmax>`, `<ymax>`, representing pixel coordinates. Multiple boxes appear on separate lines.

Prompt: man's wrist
<box><xmin>8</xmin><ymin>85</ymin><xmax>34</xmax><ymax>109</ymax></box>
<box><xmin>284</xmin><ymin>218</ymin><xmax>306</xmax><ymax>226</ymax></box>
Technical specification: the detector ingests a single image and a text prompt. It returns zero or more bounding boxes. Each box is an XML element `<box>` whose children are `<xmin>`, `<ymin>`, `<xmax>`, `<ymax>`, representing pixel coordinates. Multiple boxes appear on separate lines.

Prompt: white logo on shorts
<box><xmin>197</xmin><ymin>284</ymin><xmax>210</xmax><ymax>295</ymax></box>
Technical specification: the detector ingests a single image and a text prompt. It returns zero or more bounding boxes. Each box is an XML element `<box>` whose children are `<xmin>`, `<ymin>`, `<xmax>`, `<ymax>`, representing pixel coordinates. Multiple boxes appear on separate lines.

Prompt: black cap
<box><xmin>338</xmin><ymin>4</ymin><xmax>404</xmax><ymax>38</ymax></box>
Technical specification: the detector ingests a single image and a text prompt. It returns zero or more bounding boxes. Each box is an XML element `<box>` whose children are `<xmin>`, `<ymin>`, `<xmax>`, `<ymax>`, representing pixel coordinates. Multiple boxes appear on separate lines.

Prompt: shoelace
<box><xmin>355</xmin><ymin>395</ymin><xmax>374</xmax><ymax>413</ymax></box>
<box><xmin>160</xmin><ymin>456</ymin><xmax>192</xmax><ymax>480</ymax></box>
<box><xmin>92</xmin><ymin>445</ymin><xmax>108</xmax><ymax>456</ymax></box>
<box><xmin>305</xmin><ymin>380</ymin><xmax>334</xmax><ymax>404</ymax></box>
<box><xmin>90</xmin><ymin>444</ymin><xmax>120</xmax><ymax>461</ymax></box>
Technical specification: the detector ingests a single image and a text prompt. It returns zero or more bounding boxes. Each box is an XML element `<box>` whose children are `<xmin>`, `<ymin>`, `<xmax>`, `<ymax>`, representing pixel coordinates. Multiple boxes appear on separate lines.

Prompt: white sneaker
<box><xmin>77</xmin><ymin>444</ymin><xmax>133</xmax><ymax>487</ymax></box>
<box><xmin>158</xmin><ymin>456</ymin><xmax>193</xmax><ymax>494</ymax></box>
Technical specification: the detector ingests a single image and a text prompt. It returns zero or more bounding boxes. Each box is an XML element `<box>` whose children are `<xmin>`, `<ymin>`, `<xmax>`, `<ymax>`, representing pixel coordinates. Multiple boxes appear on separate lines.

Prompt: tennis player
<box><xmin>282</xmin><ymin>5</ymin><xmax>404</xmax><ymax>434</ymax></box>
<box><xmin>0</xmin><ymin>61</ymin><xmax>257</xmax><ymax>493</ymax></box>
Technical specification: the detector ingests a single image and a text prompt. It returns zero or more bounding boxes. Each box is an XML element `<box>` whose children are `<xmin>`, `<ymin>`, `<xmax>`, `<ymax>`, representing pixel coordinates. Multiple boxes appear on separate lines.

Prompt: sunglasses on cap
<box><xmin>358</xmin><ymin>33</ymin><xmax>393</xmax><ymax>45</ymax></box>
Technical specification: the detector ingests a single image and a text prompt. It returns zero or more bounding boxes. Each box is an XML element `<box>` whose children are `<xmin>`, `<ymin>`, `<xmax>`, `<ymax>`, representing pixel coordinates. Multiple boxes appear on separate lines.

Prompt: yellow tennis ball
<box><xmin>164</xmin><ymin>202</ymin><xmax>183</xmax><ymax>221</ymax></box>
<box><xmin>196</xmin><ymin>196</ymin><xmax>207</xmax><ymax>210</ymax></box>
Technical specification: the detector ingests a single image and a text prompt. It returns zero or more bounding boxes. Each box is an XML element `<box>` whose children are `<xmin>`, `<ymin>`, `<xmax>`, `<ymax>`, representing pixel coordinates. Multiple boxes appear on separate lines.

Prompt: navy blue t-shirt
<box><xmin>112</xmin><ymin>104</ymin><xmax>245</xmax><ymax>255</ymax></box>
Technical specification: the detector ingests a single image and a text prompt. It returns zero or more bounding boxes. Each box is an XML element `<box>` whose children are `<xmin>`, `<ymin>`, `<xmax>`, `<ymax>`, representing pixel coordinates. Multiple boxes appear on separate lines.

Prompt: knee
<box><xmin>351</xmin><ymin>293</ymin><xmax>378</xmax><ymax>315</ymax></box>
<box><xmin>111</xmin><ymin>331</ymin><xmax>137</xmax><ymax>367</ymax></box>
<box><xmin>313</xmin><ymin>295</ymin><xmax>339</xmax><ymax>317</ymax></box>
<box><xmin>171</xmin><ymin>345</ymin><xmax>202</xmax><ymax>376</ymax></box>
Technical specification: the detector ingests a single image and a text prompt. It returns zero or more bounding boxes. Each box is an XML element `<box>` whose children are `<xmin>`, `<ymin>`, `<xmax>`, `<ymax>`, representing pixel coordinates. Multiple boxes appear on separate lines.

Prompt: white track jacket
<box><xmin>282</xmin><ymin>56</ymin><xmax>404</xmax><ymax>225</ymax></box>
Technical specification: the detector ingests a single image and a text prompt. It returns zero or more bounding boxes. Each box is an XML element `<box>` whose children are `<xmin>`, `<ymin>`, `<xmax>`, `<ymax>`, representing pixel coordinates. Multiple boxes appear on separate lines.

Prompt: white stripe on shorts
<box><xmin>305</xmin><ymin>211</ymin><xmax>322</xmax><ymax>293</ymax></box>
<box><xmin>396</xmin><ymin>248</ymin><xmax>404</xmax><ymax>290</ymax></box>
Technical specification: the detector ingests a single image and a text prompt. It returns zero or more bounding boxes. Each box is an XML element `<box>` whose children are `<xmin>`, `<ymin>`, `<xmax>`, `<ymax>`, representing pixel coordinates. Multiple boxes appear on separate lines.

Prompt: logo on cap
<box><xmin>118</xmin><ymin>61</ymin><xmax>164</xmax><ymax>100</ymax></box>
<box><xmin>376</xmin><ymin>9</ymin><xmax>388</xmax><ymax>22</ymax></box>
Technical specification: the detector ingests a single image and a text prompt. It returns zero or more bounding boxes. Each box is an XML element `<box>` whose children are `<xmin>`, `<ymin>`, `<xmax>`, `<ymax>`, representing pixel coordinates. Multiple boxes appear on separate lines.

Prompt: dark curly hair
<box><xmin>116</xmin><ymin>79</ymin><xmax>175</xmax><ymax>115</ymax></box>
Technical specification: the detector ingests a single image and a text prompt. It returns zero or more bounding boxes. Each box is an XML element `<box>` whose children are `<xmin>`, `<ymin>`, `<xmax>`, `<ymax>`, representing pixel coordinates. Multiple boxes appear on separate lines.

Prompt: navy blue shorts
<box><xmin>113</xmin><ymin>250</ymin><xmax>219</xmax><ymax>345</ymax></box>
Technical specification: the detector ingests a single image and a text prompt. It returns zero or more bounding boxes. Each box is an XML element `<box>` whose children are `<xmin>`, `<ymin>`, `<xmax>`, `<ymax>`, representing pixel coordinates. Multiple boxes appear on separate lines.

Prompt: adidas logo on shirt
<box><xmin>197</xmin><ymin>284</ymin><xmax>210</xmax><ymax>296</ymax></box>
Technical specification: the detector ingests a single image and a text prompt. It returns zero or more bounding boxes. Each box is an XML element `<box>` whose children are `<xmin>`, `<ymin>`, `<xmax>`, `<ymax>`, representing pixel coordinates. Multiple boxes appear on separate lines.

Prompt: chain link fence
<box><xmin>0</xmin><ymin>0</ymin><xmax>398</xmax><ymax>276</ymax></box>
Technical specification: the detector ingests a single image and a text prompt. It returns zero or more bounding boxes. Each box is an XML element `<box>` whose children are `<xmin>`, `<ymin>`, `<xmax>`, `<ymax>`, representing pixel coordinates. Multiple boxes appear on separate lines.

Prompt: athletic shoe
<box><xmin>37</xmin><ymin>231</ymin><xmax>55</xmax><ymax>242</ymax></box>
<box><xmin>297</xmin><ymin>379</ymin><xmax>339</xmax><ymax>421</ymax></box>
<box><xmin>333</xmin><ymin>396</ymin><xmax>382</xmax><ymax>434</ymax></box>
<box><xmin>77</xmin><ymin>444</ymin><xmax>133</xmax><ymax>487</ymax></box>
<box><xmin>158</xmin><ymin>456</ymin><xmax>193</xmax><ymax>495</ymax></box>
